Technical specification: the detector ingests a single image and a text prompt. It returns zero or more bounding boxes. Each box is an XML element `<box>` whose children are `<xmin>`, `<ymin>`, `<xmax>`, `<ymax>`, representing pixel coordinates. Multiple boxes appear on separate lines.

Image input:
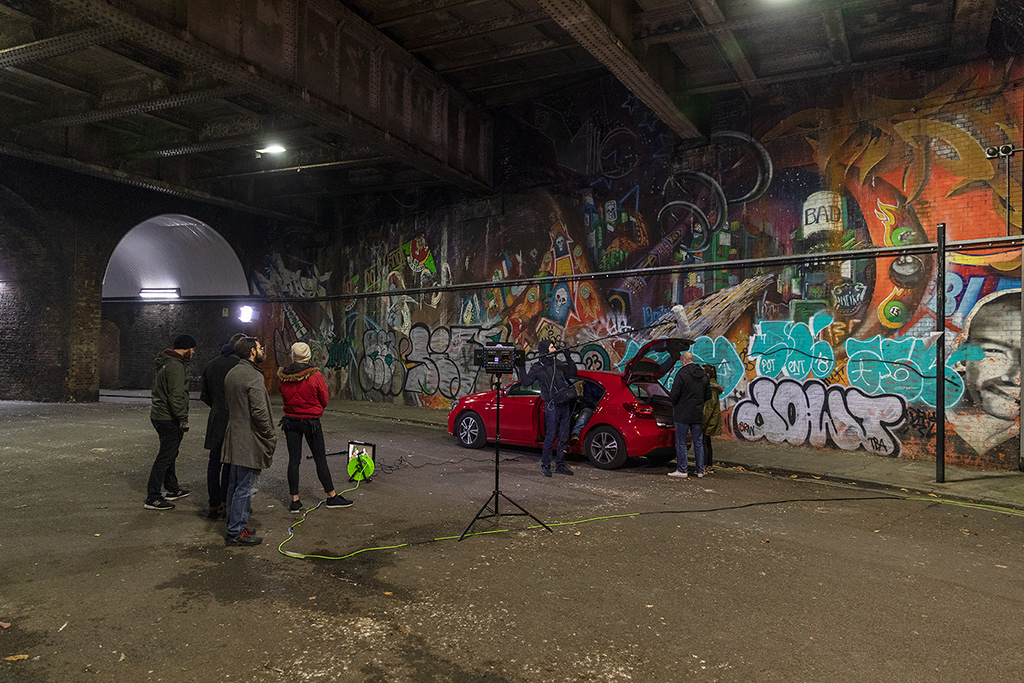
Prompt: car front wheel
<box><xmin>455</xmin><ymin>411</ymin><xmax>487</xmax><ymax>448</ymax></box>
<box><xmin>584</xmin><ymin>426</ymin><xmax>627</xmax><ymax>469</ymax></box>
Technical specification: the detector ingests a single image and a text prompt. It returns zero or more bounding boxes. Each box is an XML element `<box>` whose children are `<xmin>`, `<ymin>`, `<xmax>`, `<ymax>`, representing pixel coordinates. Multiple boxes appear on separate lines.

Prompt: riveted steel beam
<box><xmin>536</xmin><ymin>0</ymin><xmax>702</xmax><ymax>140</ymax></box>
<box><xmin>405</xmin><ymin>9</ymin><xmax>551</xmax><ymax>51</ymax></box>
<box><xmin>46</xmin><ymin>0</ymin><xmax>492</xmax><ymax>193</ymax></box>
<box><xmin>21</xmin><ymin>85</ymin><xmax>243</xmax><ymax>128</ymax></box>
<box><xmin>685</xmin><ymin>0</ymin><xmax>763</xmax><ymax>97</ymax></box>
<box><xmin>823</xmin><ymin>8</ymin><xmax>852</xmax><ymax>66</ymax></box>
<box><xmin>0</xmin><ymin>139</ymin><xmax>318</xmax><ymax>224</ymax></box>
<box><xmin>0</xmin><ymin>26</ymin><xmax>121</xmax><ymax>67</ymax></box>
<box><xmin>952</xmin><ymin>0</ymin><xmax>997</xmax><ymax>58</ymax></box>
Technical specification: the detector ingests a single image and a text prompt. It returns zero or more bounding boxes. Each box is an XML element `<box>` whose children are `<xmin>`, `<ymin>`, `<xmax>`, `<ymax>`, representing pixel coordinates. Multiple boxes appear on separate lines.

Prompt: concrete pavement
<box><xmin>319</xmin><ymin>397</ymin><xmax>1024</xmax><ymax>513</ymax></box>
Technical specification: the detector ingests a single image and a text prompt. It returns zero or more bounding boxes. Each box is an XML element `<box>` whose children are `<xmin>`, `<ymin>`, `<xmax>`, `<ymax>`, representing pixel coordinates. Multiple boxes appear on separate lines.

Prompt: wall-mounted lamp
<box><xmin>239</xmin><ymin>305</ymin><xmax>260</xmax><ymax>323</ymax></box>
<box><xmin>984</xmin><ymin>143</ymin><xmax>1023</xmax><ymax>236</ymax></box>
<box><xmin>139</xmin><ymin>287</ymin><xmax>180</xmax><ymax>299</ymax></box>
<box><xmin>986</xmin><ymin>145</ymin><xmax>1017</xmax><ymax>159</ymax></box>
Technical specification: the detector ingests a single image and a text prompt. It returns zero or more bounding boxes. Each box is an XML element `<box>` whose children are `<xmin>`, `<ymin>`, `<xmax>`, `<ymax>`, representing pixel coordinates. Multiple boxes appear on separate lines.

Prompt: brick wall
<box><xmin>102</xmin><ymin>301</ymin><xmax>256</xmax><ymax>391</ymax></box>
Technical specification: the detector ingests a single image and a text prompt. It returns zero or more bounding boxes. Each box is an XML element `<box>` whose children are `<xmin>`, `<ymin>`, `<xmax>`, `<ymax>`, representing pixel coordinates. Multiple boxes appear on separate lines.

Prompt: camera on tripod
<box><xmin>473</xmin><ymin>344</ymin><xmax>524</xmax><ymax>374</ymax></box>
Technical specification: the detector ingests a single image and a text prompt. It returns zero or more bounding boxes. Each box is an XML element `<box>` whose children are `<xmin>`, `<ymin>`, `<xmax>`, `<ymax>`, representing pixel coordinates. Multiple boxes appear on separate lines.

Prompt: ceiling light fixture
<box><xmin>256</xmin><ymin>144</ymin><xmax>286</xmax><ymax>154</ymax></box>
<box><xmin>139</xmin><ymin>287</ymin><xmax>180</xmax><ymax>299</ymax></box>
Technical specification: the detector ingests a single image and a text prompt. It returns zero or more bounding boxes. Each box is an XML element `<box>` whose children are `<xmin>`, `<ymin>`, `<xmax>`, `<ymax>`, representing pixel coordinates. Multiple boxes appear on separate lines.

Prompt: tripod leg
<box><xmin>496</xmin><ymin>492</ymin><xmax>553</xmax><ymax>533</ymax></box>
<box><xmin>458</xmin><ymin>491</ymin><xmax>500</xmax><ymax>541</ymax></box>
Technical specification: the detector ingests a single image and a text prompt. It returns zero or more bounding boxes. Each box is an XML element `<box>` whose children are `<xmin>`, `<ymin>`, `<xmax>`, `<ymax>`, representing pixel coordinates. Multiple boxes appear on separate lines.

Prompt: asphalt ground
<box><xmin>3</xmin><ymin>398</ymin><xmax>1024</xmax><ymax>682</ymax></box>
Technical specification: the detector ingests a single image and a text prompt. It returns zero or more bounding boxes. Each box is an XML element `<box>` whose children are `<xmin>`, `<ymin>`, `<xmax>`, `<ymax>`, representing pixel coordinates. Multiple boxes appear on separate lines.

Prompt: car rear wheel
<box><xmin>584</xmin><ymin>426</ymin><xmax>627</xmax><ymax>469</ymax></box>
<box><xmin>455</xmin><ymin>411</ymin><xmax>487</xmax><ymax>448</ymax></box>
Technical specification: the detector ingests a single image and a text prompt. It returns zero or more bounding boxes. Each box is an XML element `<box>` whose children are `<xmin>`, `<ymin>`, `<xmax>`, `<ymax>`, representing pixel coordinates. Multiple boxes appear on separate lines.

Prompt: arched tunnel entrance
<box><xmin>101</xmin><ymin>214</ymin><xmax>250</xmax><ymax>390</ymax></box>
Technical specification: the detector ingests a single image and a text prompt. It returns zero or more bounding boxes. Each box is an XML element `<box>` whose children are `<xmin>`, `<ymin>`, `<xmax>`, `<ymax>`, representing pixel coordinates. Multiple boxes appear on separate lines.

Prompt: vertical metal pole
<box><xmin>936</xmin><ymin>223</ymin><xmax>946</xmax><ymax>484</ymax></box>
<box><xmin>494</xmin><ymin>374</ymin><xmax>501</xmax><ymax>515</ymax></box>
<box><xmin>1006</xmin><ymin>155</ymin><xmax>1012</xmax><ymax>237</ymax></box>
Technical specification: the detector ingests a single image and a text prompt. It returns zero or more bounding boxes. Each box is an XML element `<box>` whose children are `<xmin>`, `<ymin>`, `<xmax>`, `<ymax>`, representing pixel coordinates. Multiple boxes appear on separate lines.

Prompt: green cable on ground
<box><xmin>278</xmin><ymin>466</ymin><xmax>1024</xmax><ymax>561</ymax></box>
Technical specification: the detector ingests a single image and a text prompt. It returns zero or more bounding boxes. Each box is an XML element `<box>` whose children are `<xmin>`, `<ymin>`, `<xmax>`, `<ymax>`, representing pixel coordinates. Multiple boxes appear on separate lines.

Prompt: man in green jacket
<box><xmin>222</xmin><ymin>336</ymin><xmax>278</xmax><ymax>546</ymax></box>
<box><xmin>145</xmin><ymin>334</ymin><xmax>197</xmax><ymax>510</ymax></box>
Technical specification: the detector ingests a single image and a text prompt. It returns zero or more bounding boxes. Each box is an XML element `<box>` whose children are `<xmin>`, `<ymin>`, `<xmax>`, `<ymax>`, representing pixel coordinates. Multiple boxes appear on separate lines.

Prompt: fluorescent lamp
<box><xmin>256</xmin><ymin>144</ymin><xmax>286</xmax><ymax>154</ymax></box>
<box><xmin>139</xmin><ymin>288</ymin><xmax>180</xmax><ymax>299</ymax></box>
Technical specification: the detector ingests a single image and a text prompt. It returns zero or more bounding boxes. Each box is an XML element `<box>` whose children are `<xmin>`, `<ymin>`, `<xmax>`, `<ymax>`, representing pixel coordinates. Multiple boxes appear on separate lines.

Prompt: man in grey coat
<box><xmin>668</xmin><ymin>351</ymin><xmax>711</xmax><ymax>479</ymax></box>
<box><xmin>222</xmin><ymin>336</ymin><xmax>277</xmax><ymax>546</ymax></box>
<box><xmin>200</xmin><ymin>332</ymin><xmax>245</xmax><ymax>520</ymax></box>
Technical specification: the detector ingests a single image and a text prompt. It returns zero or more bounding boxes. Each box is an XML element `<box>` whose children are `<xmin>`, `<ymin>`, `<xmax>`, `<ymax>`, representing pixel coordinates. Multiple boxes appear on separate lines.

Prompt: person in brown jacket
<box><xmin>701</xmin><ymin>364</ymin><xmax>724</xmax><ymax>474</ymax></box>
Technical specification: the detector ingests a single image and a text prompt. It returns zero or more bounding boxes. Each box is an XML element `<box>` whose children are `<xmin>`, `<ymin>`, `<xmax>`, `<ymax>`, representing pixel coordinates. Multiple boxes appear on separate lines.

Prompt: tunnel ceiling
<box><xmin>102</xmin><ymin>214</ymin><xmax>250</xmax><ymax>299</ymax></box>
<box><xmin>0</xmin><ymin>0</ymin><xmax>1018</xmax><ymax>227</ymax></box>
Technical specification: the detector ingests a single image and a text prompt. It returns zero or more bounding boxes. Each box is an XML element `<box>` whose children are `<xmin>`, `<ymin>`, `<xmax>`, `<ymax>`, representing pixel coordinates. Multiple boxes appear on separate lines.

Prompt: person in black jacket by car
<box><xmin>517</xmin><ymin>340</ymin><xmax>578</xmax><ymax>477</ymax></box>
<box><xmin>668</xmin><ymin>352</ymin><xmax>711</xmax><ymax>479</ymax></box>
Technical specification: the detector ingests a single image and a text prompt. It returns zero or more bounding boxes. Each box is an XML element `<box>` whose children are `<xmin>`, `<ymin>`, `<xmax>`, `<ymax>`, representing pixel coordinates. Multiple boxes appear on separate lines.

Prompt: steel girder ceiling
<box><xmin>0</xmin><ymin>0</ymin><xmax>1018</xmax><ymax>225</ymax></box>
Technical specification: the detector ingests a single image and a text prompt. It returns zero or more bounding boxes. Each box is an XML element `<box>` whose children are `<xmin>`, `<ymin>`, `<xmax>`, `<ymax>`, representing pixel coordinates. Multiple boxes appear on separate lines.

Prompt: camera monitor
<box><xmin>473</xmin><ymin>345</ymin><xmax>524</xmax><ymax>374</ymax></box>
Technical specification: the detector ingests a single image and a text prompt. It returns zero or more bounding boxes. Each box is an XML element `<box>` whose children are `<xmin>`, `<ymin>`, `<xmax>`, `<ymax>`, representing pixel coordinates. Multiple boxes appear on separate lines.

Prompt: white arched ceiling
<box><xmin>102</xmin><ymin>214</ymin><xmax>250</xmax><ymax>298</ymax></box>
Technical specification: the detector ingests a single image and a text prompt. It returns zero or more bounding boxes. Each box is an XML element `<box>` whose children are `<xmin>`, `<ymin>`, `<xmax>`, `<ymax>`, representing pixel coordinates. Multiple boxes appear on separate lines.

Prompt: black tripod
<box><xmin>459</xmin><ymin>372</ymin><xmax>552</xmax><ymax>541</ymax></box>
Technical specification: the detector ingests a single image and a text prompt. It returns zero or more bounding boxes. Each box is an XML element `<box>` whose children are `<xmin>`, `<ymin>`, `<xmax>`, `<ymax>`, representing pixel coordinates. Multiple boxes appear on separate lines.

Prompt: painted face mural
<box><xmin>962</xmin><ymin>292</ymin><xmax>1022</xmax><ymax>422</ymax></box>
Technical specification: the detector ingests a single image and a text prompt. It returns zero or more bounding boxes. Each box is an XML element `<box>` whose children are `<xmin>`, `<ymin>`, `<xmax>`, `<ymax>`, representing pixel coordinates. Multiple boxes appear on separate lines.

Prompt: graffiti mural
<box><xmin>245</xmin><ymin>61</ymin><xmax>1023</xmax><ymax>470</ymax></box>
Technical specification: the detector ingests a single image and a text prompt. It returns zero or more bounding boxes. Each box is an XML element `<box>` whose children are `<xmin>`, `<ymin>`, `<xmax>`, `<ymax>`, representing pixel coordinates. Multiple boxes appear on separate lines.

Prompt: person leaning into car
<box><xmin>517</xmin><ymin>340</ymin><xmax>578</xmax><ymax>477</ymax></box>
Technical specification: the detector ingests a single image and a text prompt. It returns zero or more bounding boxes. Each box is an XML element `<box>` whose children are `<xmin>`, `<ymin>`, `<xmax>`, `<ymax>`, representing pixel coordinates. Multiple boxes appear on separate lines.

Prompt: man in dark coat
<box><xmin>222</xmin><ymin>337</ymin><xmax>277</xmax><ymax>546</ymax></box>
<box><xmin>200</xmin><ymin>332</ymin><xmax>245</xmax><ymax>519</ymax></box>
<box><xmin>517</xmin><ymin>339</ymin><xmax>578</xmax><ymax>477</ymax></box>
<box><xmin>668</xmin><ymin>351</ymin><xmax>711</xmax><ymax>478</ymax></box>
<box><xmin>145</xmin><ymin>334</ymin><xmax>196</xmax><ymax>510</ymax></box>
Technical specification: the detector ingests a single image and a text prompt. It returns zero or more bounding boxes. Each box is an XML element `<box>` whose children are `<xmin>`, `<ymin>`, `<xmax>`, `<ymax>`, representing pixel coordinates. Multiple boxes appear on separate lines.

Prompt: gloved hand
<box><xmin>179</xmin><ymin>419</ymin><xmax>189</xmax><ymax>432</ymax></box>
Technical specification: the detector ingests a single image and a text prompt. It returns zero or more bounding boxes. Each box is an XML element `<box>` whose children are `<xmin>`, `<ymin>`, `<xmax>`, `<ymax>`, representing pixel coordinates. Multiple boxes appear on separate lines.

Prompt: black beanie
<box><xmin>173</xmin><ymin>334</ymin><xmax>197</xmax><ymax>349</ymax></box>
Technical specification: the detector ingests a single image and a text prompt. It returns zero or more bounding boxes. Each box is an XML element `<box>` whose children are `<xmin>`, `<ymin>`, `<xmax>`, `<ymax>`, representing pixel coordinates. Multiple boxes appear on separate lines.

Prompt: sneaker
<box><xmin>541</xmin><ymin>465</ymin><xmax>552</xmax><ymax>477</ymax></box>
<box><xmin>225</xmin><ymin>528</ymin><xmax>262</xmax><ymax>546</ymax></box>
<box><xmin>289</xmin><ymin>500</ymin><xmax>304</xmax><ymax>513</ymax></box>
<box><xmin>568</xmin><ymin>434</ymin><xmax>580</xmax><ymax>445</ymax></box>
<box><xmin>163</xmin><ymin>489</ymin><xmax>190</xmax><ymax>500</ymax></box>
<box><xmin>555</xmin><ymin>464</ymin><xmax>574</xmax><ymax>476</ymax></box>
<box><xmin>696</xmin><ymin>472</ymin><xmax>705</xmax><ymax>478</ymax></box>
<box><xmin>325</xmin><ymin>495</ymin><xmax>353</xmax><ymax>509</ymax></box>
<box><xmin>667</xmin><ymin>471</ymin><xmax>688</xmax><ymax>479</ymax></box>
<box><xmin>144</xmin><ymin>498</ymin><xmax>175</xmax><ymax>510</ymax></box>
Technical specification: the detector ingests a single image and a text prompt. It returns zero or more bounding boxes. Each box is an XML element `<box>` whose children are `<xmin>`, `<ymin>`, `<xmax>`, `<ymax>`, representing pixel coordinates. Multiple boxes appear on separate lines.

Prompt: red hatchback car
<box><xmin>447</xmin><ymin>338</ymin><xmax>690</xmax><ymax>469</ymax></box>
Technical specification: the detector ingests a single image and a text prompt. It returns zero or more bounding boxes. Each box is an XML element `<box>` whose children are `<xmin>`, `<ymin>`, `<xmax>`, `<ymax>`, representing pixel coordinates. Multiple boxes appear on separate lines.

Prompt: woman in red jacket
<box><xmin>278</xmin><ymin>342</ymin><xmax>352</xmax><ymax>512</ymax></box>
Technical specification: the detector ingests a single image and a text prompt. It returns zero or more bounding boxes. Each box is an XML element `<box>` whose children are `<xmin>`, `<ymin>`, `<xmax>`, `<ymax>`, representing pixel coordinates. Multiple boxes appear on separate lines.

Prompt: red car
<box><xmin>447</xmin><ymin>338</ymin><xmax>690</xmax><ymax>469</ymax></box>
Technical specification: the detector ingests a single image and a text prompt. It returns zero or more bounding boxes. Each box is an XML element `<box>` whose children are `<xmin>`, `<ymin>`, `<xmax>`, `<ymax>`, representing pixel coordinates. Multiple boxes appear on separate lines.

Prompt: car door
<box><xmin>496</xmin><ymin>379</ymin><xmax>544</xmax><ymax>444</ymax></box>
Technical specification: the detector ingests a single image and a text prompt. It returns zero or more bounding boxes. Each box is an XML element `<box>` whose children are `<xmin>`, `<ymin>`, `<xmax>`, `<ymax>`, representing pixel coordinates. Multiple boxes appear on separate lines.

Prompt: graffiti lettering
<box><xmin>845</xmin><ymin>335</ymin><xmax>965</xmax><ymax>409</ymax></box>
<box><xmin>357</xmin><ymin>329</ymin><xmax>405</xmax><ymax>397</ymax></box>
<box><xmin>403</xmin><ymin>323</ymin><xmax>494</xmax><ymax>399</ymax></box>
<box><xmin>732</xmin><ymin>376</ymin><xmax>906</xmax><ymax>456</ymax></box>
<box><xmin>904</xmin><ymin>406</ymin><xmax>936</xmax><ymax>440</ymax></box>
<box><xmin>748</xmin><ymin>313</ymin><xmax>835</xmax><ymax>380</ymax></box>
<box><xmin>690</xmin><ymin>335</ymin><xmax>745</xmax><ymax>397</ymax></box>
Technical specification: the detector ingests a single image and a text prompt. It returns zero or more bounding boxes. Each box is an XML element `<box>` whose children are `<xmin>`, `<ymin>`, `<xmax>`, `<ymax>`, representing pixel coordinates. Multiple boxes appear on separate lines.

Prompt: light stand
<box><xmin>458</xmin><ymin>370</ymin><xmax>552</xmax><ymax>541</ymax></box>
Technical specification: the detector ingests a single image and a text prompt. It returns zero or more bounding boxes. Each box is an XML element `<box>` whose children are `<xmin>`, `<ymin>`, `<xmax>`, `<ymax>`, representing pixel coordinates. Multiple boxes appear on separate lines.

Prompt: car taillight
<box><xmin>623</xmin><ymin>402</ymin><xmax>655</xmax><ymax>418</ymax></box>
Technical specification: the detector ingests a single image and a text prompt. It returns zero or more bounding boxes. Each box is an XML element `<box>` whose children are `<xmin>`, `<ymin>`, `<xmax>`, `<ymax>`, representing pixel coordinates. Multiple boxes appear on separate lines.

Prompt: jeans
<box><xmin>284</xmin><ymin>417</ymin><xmax>335</xmax><ymax>495</ymax></box>
<box><xmin>571</xmin><ymin>407</ymin><xmax>594</xmax><ymax>438</ymax></box>
<box><xmin>206</xmin><ymin>442</ymin><xmax>230</xmax><ymax>508</ymax></box>
<box><xmin>148</xmin><ymin>419</ymin><xmax>184</xmax><ymax>502</ymax></box>
<box><xmin>542</xmin><ymin>402</ymin><xmax>572</xmax><ymax>468</ymax></box>
<box><xmin>674</xmin><ymin>422</ymin><xmax>705</xmax><ymax>475</ymax></box>
<box><xmin>226</xmin><ymin>465</ymin><xmax>260</xmax><ymax>538</ymax></box>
